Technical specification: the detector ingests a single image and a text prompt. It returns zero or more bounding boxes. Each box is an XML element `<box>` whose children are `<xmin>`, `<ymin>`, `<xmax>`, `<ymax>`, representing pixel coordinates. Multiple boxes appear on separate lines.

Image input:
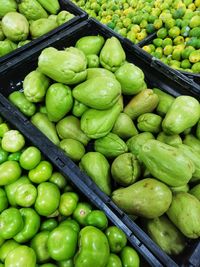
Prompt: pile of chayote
<box><xmin>8</xmin><ymin>34</ymin><xmax>200</xmax><ymax>257</ymax></box>
<box><xmin>0</xmin><ymin>0</ymin><xmax>75</xmax><ymax>57</ymax></box>
<box><xmin>0</xmin><ymin>119</ymin><xmax>140</xmax><ymax>267</ymax></box>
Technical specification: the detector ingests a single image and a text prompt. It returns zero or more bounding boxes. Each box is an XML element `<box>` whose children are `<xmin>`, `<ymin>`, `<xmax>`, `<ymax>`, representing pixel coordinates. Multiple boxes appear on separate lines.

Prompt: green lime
<box><xmin>189</xmin><ymin>15</ymin><xmax>200</xmax><ymax>28</ymax></box>
<box><xmin>131</xmin><ymin>24</ymin><xmax>140</xmax><ymax>33</ymax></box>
<box><xmin>168</xmin><ymin>26</ymin><xmax>181</xmax><ymax>38</ymax></box>
<box><xmin>142</xmin><ymin>45</ymin><xmax>152</xmax><ymax>54</ymax></box>
<box><xmin>164</xmin><ymin>45</ymin><xmax>173</xmax><ymax>56</ymax></box>
<box><xmin>184</xmin><ymin>0</ymin><xmax>193</xmax><ymax>7</ymax></box>
<box><xmin>160</xmin><ymin>57</ymin><xmax>169</xmax><ymax>64</ymax></box>
<box><xmin>186</xmin><ymin>37</ymin><xmax>199</xmax><ymax>48</ymax></box>
<box><xmin>169</xmin><ymin>59</ymin><xmax>181</xmax><ymax>68</ymax></box>
<box><xmin>181</xmin><ymin>59</ymin><xmax>192</xmax><ymax>69</ymax></box>
<box><xmin>181</xmin><ymin>46</ymin><xmax>196</xmax><ymax>59</ymax></box>
<box><xmin>162</xmin><ymin>37</ymin><xmax>173</xmax><ymax>47</ymax></box>
<box><xmin>127</xmin><ymin>31</ymin><xmax>136</xmax><ymax>42</ymax></box>
<box><xmin>153</xmin><ymin>18</ymin><xmax>163</xmax><ymax>29</ymax></box>
<box><xmin>157</xmin><ymin>28</ymin><xmax>168</xmax><ymax>39</ymax></box>
<box><xmin>165</xmin><ymin>18</ymin><xmax>175</xmax><ymax>29</ymax></box>
<box><xmin>189</xmin><ymin>50</ymin><xmax>200</xmax><ymax>63</ymax></box>
<box><xmin>107</xmin><ymin>22</ymin><xmax>115</xmax><ymax>29</ymax></box>
<box><xmin>172</xmin><ymin>48</ymin><xmax>182</xmax><ymax>61</ymax></box>
<box><xmin>148</xmin><ymin>15</ymin><xmax>157</xmax><ymax>23</ymax></box>
<box><xmin>140</xmin><ymin>19</ymin><xmax>148</xmax><ymax>29</ymax></box>
<box><xmin>189</xmin><ymin>27</ymin><xmax>200</xmax><ymax>38</ymax></box>
<box><xmin>175</xmin><ymin>19</ymin><xmax>183</xmax><ymax>27</ymax></box>
<box><xmin>173</xmin><ymin>36</ymin><xmax>185</xmax><ymax>45</ymax></box>
<box><xmin>123</xmin><ymin>18</ymin><xmax>132</xmax><ymax>28</ymax></box>
<box><xmin>149</xmin><ymin>44</ymin><xmax>156</xmax><ymax>52</ymax></box>
<box><xmin>181</xmin><ymin>26</ymin><xmax>190</xmax><ymax>37</ymax></box>
<box><xmin>136</xmin><ymin>29</ymin><xmax>147</xmax><ymax>41</ymax></box>
<box><xmin>153</xmin><ymin>38</ymin><xmax>163</xmax><ymax>47</ymax></box>
<box><xmin>192</xmin><ymin>62</ymin><xmax>200</xmax><ymax>73</ymax></box>
<box><xmin>146</xmin><ymin>24</ymin><xmax>155</xmax><ymax>34</ymax></box>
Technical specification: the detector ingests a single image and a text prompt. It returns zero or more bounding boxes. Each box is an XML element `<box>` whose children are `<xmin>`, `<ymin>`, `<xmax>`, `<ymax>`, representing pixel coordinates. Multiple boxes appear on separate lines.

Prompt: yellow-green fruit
<box><xmin>167</xmin><ymin>193</ymin><xmax>200</xmax><ymax>239</ymax></box>
<box><xmin>112</xmin><ymin>178</ymin><xmax>172</xmax><ymax>219</ymax></box>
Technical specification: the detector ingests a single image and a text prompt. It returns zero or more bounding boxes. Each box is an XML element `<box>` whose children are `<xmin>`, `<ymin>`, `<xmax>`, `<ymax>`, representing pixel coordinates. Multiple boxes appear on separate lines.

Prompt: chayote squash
<box><xmin>2</xmin><ymin>12</ymin><xmax>29</xmax><ymax>42</ymax></box>
<box><xmin>86</xmin><ymin>68</ymin><xmax>115</xmax><ymax>80</ymax></box>
<box><xmin>0</xmin><ymin>0</ymin><xmax>17</xmax><ymax>19</ymax></box>
<box><xmin>56</xmin><ymin>11</ymin><xmax>75</xmax><ymax>26</ymax></box>
<box><xmin>30</xmin><ymin>18</ymin><xmax>58</xmax><ymax>39</ymax></box>
<box><xmin>37</xmin><ymin>0</ymin><xmax>60</xmax><ymax>15</ymax></box>
<box><xmin>38</xmin><ymin>47</ymin><xmax>87</xmax><ymax>85</ymax></box>
<box><xmin>75</xmin><ymin>35</ymin><xmax>105</xmax><ymax>56</ymax></box>
<box><xmin>18</xmin><ymin>0</ymin><xmax>48</xmax><ymax>21</ymax></box>
<box><xmin>0</xmin><ymin>39</ymin><xmax>17</xmax><ymax>57</ymax></box>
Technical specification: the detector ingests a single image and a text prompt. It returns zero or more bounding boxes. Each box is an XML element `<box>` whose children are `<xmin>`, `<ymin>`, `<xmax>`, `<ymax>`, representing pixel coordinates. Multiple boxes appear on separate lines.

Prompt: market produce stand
<box><xmin>0</xmin><ymin>1</ymin><xmax>200</xmax><ymax>267</ymax></box>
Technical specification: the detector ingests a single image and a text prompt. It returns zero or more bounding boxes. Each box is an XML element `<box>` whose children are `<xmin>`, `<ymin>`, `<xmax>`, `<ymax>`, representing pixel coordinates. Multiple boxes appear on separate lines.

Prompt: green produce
<box><xmin>30</xmin><ymin>18</ymin><xmax>58</xmax><ymax>39</ymax></box>
<box><xmin>124</xmin><ymin>89</ymin><xmax>159</xmax><ymax>120</ymax></box>
<box><xmin>111</xmin><ymin>153</ymin><xmax>141</xmax><ymax>186</ymax></box>
<box><xmin>17</xmin><ymin>40</ymin><xmax>30</xmax><ymax>48</ymax></box>
<box><xmin>14</xmin><ymin>208</ymin><xmax>40</xmax><ymax>243</ymax></box>
<box><xmin>5</xmin><ymin>176</ymin><xmax>30</xmax><ymax>206</ymax></box>
<box><xmin>167</xmin><ymin>192</ymin><xmax>200</xmax><ymax>239</ymax></box>
<box><xmin>72</xmin><ymin>76</ymin><xmax>121</xmax><ymax>110</ymax></box>
<box><xmin>189</xmin><ymin>184</ymin><xmax>200</xmax><ymax>201</ymax></box>
<box><xmin>2</xmin><ymin>130</ymin><xmax>25</xmax><ymax>152</ymax></box>
<box><xmin>31</xmin><ymin>112</ymin><xmax>60</xmax><ymax>145</ymax></box>
<box><xmin>112</xmin><ymin>113</ymin><xmax>138</xmax><ymax>139</ymax></box>
<box><xmin>18</xmin><ymin>0</ymin><xmax>48</xmax><ymax>21</ymax></box>
<box><xmin>86</xmin><ymin>210</ymin><xmax>108</xmax><ymax>230</ymax></box>
<box><xmin>80</xmin><ymin>152</ymin><xmax>111</xmax><ymax>195</ymax></box>
<box><xmin>139</xmin><ymin>140</ymin><xmax>195</xmax><ymax>186</ymax></box>
<box><xmin>8</xmin><ymin>151</ymin><xmax>22</xmax><ymax>162</ymax></box>
<box><xmin>100</xmin><ymin>36</ymin><xmax>126</xmax><ymax>72</ymax></box>
<box><xmin>60</xmin><ymin>139</ymin><xmax>85</xmax><ymax>162</ymax></box>
<box><xmin>162</xmin><ymin>96</ymin><xmax>200</xmax><ymax>134</ymax></box>
<box><xmin>105</xmin><ymin>226</ymin><xmax>127</xmax><ymax>253</ymax></box>
<box><xmin>56</xmin><ymin>11</ymin><xmax>75</xmax><ymax>26</ymax></box>
<box><xmin>30</xmin><ymin>231</ymin><xmax>50</xmax><ymax>263</ymax></box>
<box><xmin>94</xmin><ymin>133</ymin><xmax>128</xmax><ymax>158</ymax></box>
<box><xmin>14</xmin><ymin>183</ymin><xmax>37</xmax><ymax>207</ymax></box>
<box><xmin>183</xmin><ymin>134</ymin><xmax>200</xmax><ymax>154</ymax></box>
<box><xmin>46</xmin><ymin>83</ymin><xmax>73</xmax><ymax>122</ymax></box>
<box><xmin>0</xmin><ymin>161</ymin><xmax>21</xmax><ymax>186</ymax></box>
<box><xmin>0</xmin><ymin>39</ymin><xmax>17</xmax><ymax>57</ymax></box>
<box><xmin>137</xmin><ymin>113</ymin><xmax>162</xmax><ymax>133</ymax></box>
<box><xmin>157</xmin><ymin>132</ymin><xmax>182</xmax><ymax>146</ymax></box>
<box><xmin>145</xmin><ymin>215</ymin><xmax>186</xmax><ymax>255</ymax></box>
<box><xmin>0</xmin><ymin>207</ymin><xmax>24</xmax><ymax>239</ymax></box>
<box><xmin>86</xmin><ymin>54</ymin><xmax>100</xmax><ymax>68</ymax></box>
<box><xmin>86</xmin><ymin>68</ymin><xmax>115</xmax><ymax>80</ymax></box>
<box><xmin>120</xmin><ymin>246</ymin><xmax>140</xmax><ymax>267</ymax></box>
<box><xmin>0</xmin><ymin>0</ymin><xmax>17</xmax><ymax>18</ymax></box>
<box><xmin>38</xmin><ymin>47</ymin><xmax>87</xmax><ymax>85</ymax></box>
<box><xmin>0</xmin><ymin>147</ymin><xmax>8</xmax><ymax>164</ymax></box>
<box><xmin>34</xmin><ymin>182</ymin><xmax>60</xmax><ymax>216</ymax></box>
<box><xmin>23</xmin><ymin>70</ymin><xmax>50</xmax><ymax>103</ymax></box>
<box><xmin>49</xmin><ymin>172</ymin><xmax>67</xmax><ymax>190</ymax></box>
<box><xmin>40</xmin><ymin>219</ymin><xmax>58</xmax><ymax>232</ymax></box>
<box><xmin>8</xmin><ymin>91</ymin><xmax>36</xmax><ymax>117</ymax></box>
<box><xmin>0</xmin><ymin>22</ymin><xmax>5</xmax><ymax>41</ymax></box>
<box><xmin>106</xmin><ymin>254</ymin><xmax>122</xmax><ymax>267</ymax></box>
<box><xmin>170</xmin><ymin>184</ymin><xmax>189</xmax><ymax>194</ymax></box>
<box><xmin>196</xmin><ymin>120</ymin><xmax>200</xmax><ymax>140</ymax></box>
<box><xmin>115</xmin><ymin>63</ymin><xmax>146</xmax><ymax>95</ymax></box>
<box><xmin>56</xmin><ymin>115</ymin><xmax>89</xmax><ymax>146</ymax></box>
<box><xmin>112</xmin><ymin>178</ymin><xmax>172</xmax><ymax>218</ymax></box>
<box><xmin>72</xmin><ymin>100</ymin><xmax>88</xmax><ymax>117</ymax></box>
<box><xmin>74</xmin><ymin>226</ymin><xmax>110</xmax><ymax>267</ymax></box>
<box><xmin>0</xmin><ymin>240</ymin><xmax>20</xmax><ymax>263</ymax></box>
<box><xmin>5</xmin><ymin>245</ymin><xmax>36</xmax><ymax>267</ymax></box>
<box><xmin>2</xmin><ymin>12</ymin><xmax>29</xmax><ymax>42</ymax></box>
<box><xmin>75</xmin><ymin>35</ymin><xmax>105</xmax><ymax>55</ymax></box>
<box><xmin>0</xmin><ymin>188</ymin><xmax>8</xmax><ymax>212</ymax></box>
<box><xmin>28</xmin><ymin>161</ymin><xmax>53</xmax><ymax>183</ymax></box>
<box><xmin>81</xmin><ymin>98</ymin><xmax>122</xmax><ymax>139</ymax></box>
<box><xmin>59</xmin><ymin>220</ymin><xmax>80</xmax><ymax>234</ymax></box>
<box><xmin>58</xmin><ymin>192</ymin><xmax>79</xmax><ymax>216</ymax></box>
<box><xmin>73</xmin><ymin>202</ymin><xmax>92</xmax><ymax>226</ymax></box>
<box><xmin>126</xmin><ymin>132</ymin><xmax>155</xmax><ymax>157</ymax></box>
<box><xmin>47</xmin><ymin>226</ymin><xmax>78</xmax><ymax>261</ymax></box>
<box><xmin>19</xmin><ymin>146</ymin><xmax>41</xmax><ymax>170</ymax></box>
<box><xmin>0</xmin><ymin>122</ymin><xmax>9</xmax><ymax>137</ymax></box>
<box><xmin>37</xmin><ymin>0</ymin><xmax>60</xmax><ymax>15</ymax></box>
<box><xmin>153</xmin><ymin>88</ymin><xmax>175</xmax><ymax>115</ymax></box>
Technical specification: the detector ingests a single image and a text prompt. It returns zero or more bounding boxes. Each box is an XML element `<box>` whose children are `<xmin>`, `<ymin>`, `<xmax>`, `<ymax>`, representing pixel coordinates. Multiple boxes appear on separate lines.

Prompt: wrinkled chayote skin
<box><xmin>189</xmin><ymin>184</ymin><xmax>200</xmax><ymax>201</ymax></box>
<box><xmin>86</xmin><ymin>68</ymin><xmax>115</xmax><ymax>80</ymax></box>
<box><xmin>0</xmin><ymin>0</ymin><xmax>17</xmax><ymax>19</ymax></box>
<box><xmin>75</xmin><ymin>35</ymin><xmax>105</xmax><ymax>55</ymax></box>
<box><xmin>137</xmin><ymin>113</ymin><xmax>162</xmax><ymax>133</ymax></box>
<box><xmin>30</xmin><ymin>18</ymin><xmax>58</xmax><ymax>39</ymax></box>
<box><xmin>115</xmin><ymin>63</ymin><xmax>146</xmax><ymax>95</ymax></box>
<box><xmin>0</xmin><ymin>39</ymin><xmax>17</xmax><ymax>56</ymax></box>
<box><xmin>157</xmin><ymin>132</ymin><xmax>182</xmax><ymax>147</ymax></box>
<box><xmin>111</xmin><ymin>153</ymin><xmax>141</xmax><ymax>186</ymax></box>
<box><xmin>162</xmin><ymin>96</ymin><xmax>200</xmax><ymax>135</ymax></box>
<box><xmin>153</xmin><ymin>88</ymin><xmax>175</xmax><ymax>116</ymax></box>
<box><xmin>72</xmin><ymin>76</ymin><xmax>121</xmax><ymax>110</ymax></box>
<box><xmin>100</xmin><ymin>36</ymin><xmax>126</xmax><ymax>72</ymax></box>
<box><xmin>56</xmin><ymin>10</ymin><xmax>75</xmax><ymax>26</ymax></box>
<box><xmin>167</xmin><ymin>193</ymin><xmax>200</xmax><ymax>239</ymax></box>
<box><xmin>2</xmin><ymin>12</ymin><xmax>29</xmax><ymax>42</ymax></box>
<box><xmin>139</xmin><ymin>140</ymin><xmax>195</xmax><ymax>187</ymax></box>
<box><xmin>94</xmin><ymin>133</ymin><xmax>128</xmax><ymax>158</ymax></box>
<box><xmin>145</xmin><ymin>215</ymin><xmax>186</xmax><ymax>255</ymax></box>
<box><xmin>80</xmin><ymin>152</ymin><xmax>111</xmax><ymax>196</ymax></box>
<box><xmin>18</xmin><ymin>0</ymin><xmax>48</xmax><ymax>21</ymax></box>
<box><xmin>183</xmin><ymin>134</ymin><xmax>200</xmax><ymax>154</ymax></box>
<box><xmin>112</xmin><ymin>178</ymin><xmax>172</xmax><ymax>218</ymax></box>
<box><xmin>38</xmin><ymin>47</ymin><xmax>87</xmax><ymax>85</ymax></box>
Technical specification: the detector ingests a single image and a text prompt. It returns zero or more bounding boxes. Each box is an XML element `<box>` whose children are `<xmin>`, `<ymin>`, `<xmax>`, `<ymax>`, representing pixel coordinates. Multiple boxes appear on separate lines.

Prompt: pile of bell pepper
<box><xmin>0</xmin><ymin>0</ymin><xmax>75</xmax><ymax>57</ymax></box>
<box><xmin>0</xmin><ymin>118</ymin><xmax>140</xmax><ymax>267</ymax></box>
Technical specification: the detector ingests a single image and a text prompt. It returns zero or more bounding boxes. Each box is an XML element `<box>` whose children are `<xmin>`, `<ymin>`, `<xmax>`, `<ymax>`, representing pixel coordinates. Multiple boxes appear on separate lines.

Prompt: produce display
<box><xmin>8</xmin><ymin>34</ymin><xmax>200</xmax><ymax>259</ymax></box>
<box><xmin>0</xmin><ymin>0</ymin><xmax>75</xmax><ymax>57</ymax></box>
<box><xmin>0</xmin><ymin>118</ymin><xmax>141</xmax><ymax>267</ymax></box>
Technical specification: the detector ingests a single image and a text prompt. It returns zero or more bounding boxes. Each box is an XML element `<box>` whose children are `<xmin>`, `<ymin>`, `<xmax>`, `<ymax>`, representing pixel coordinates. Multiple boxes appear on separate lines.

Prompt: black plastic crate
<box><xmin>0</xmin><ymin>96</ymin><xmax>161</xmax><ymax>267</ymax></box>
<box><xmin>0</xmin><ymin>0</ymin><xmax>87</xmax><ymax>66</ymax></box>
<box><xmin>0</xmin><ymin>18</ymin><xmax>199</xmax><ymax>267</ymax></box>
<box><xmin>137</xmin><ymin>33</ymin><xmax>200</xmax><ymax>85</ymax></box>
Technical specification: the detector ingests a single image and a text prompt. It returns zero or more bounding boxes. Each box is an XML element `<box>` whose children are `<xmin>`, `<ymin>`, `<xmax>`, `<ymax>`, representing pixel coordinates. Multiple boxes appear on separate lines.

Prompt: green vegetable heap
<box><xmin>8</xmin><ymin>34</ymin><xmax>200</xmax><ymax>257</ymax></box>
<box><xmin>0</xmin><ymin>117</ymin><xmax>140</xmax><ymax>267</ymax></box>
<box><xmin>0</xmin><ymin>0</ymin><xmax>75</xmax><ymax>57</ymax></box>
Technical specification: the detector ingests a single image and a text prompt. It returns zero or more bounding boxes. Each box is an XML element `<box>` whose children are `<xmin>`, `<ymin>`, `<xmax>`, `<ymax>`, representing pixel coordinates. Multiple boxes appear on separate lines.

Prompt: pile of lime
<box><xmin>142</xmin><ymin>0</ymin><xmax>200</xmax><ymax>73</ymax></box>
